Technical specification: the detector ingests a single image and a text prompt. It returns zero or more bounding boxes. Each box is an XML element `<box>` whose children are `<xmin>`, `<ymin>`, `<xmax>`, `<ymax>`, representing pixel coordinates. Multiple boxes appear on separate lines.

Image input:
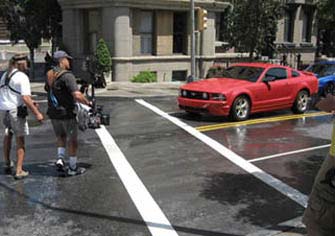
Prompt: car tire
<box><xmin>292</xmin><ymin>90</ymin><xmax>309</xmax><ymax>114</ymax></box>
<box><xmin>324</xmin><ymin>82</ymin><xmax>335</xmax><ymax>96</ymax></box>
<box><xmin>186</xmin><ymin>111</ymin><xmax>201</xmax><ymax>117</ymax></box>
<box><xmin>230</xmin><ymin>95</ymin><xmax>251</xmax><ymax>121</ymax></box>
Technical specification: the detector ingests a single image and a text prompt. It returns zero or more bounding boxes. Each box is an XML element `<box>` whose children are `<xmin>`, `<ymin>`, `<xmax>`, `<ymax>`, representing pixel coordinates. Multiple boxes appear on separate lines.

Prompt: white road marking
<box><xmin>136</xmin><ymin>99</ymin><xmax>308</xmax><ymax>208</ymax></box>
<box><xmin>249</xmin><ymin>144</ymin><xmax>331</xmax><ymax>163</ymax></box>
<box><xmin>95</xmin><ymin>126</ymin><xmax>179</xmax><ymax>236</ymax></box>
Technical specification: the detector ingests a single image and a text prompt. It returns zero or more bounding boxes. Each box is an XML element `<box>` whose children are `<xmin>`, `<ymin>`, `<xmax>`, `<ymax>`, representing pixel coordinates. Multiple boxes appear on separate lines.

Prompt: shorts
<box><xmin>51</xmin><ymin>118</ymin><xmax>78</xmax><ymax>139</ymax></box>
<box><xmin>0</xmin><ymin>109</ymin><xmax>29</xmax><ymax>137</ymax></box>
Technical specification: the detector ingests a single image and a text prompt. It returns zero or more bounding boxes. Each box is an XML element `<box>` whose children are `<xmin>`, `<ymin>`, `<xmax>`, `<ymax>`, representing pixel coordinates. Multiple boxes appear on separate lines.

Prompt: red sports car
<box><xmin>178</xmin><ymin>63</ymin><xmax>318</xmax><ymax>121</ymax></box>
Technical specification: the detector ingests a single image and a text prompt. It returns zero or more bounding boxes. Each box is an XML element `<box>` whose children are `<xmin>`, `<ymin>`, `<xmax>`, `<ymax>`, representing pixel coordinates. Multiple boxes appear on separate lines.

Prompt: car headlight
<box><xmin>211</xmin><ymin>93</ymin><xmax>226</xmax><ymax>101</ymax></box>
<box><xmin>202</xmin><ymin>92</ymin><xmax>209</xmax><ymax>100</ymax></box>
<box><xmin>182</xmin><ymin>90</ymin><xmax>188</xmax><ymax>97</ymax></box>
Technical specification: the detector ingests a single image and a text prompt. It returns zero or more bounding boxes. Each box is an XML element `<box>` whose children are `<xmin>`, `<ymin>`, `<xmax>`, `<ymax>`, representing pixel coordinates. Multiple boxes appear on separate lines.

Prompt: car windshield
<box><xmin>306</xmin><ymin>64</ymin><xmax>335</xmax><ymax>77</ymax></box>
<box><xmin>222</xmin><ymin>66</ymin><xmax>264</xmax><ymax>82</ymax></box>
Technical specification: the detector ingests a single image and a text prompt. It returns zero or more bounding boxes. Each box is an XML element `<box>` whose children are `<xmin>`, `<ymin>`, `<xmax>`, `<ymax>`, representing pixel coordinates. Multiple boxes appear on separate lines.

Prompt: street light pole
<box><xmin>189</xmin><ymin>0</ymin><xmax>196</xmax><ymax>83</ymax></box>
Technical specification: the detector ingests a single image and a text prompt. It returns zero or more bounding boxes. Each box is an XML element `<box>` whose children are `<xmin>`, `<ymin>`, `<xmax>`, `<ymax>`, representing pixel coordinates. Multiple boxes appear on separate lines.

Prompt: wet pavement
<box><xmin>1</xmin><ymin>89</ymin><xmax>332</xmax><ymax>235</ymax></box>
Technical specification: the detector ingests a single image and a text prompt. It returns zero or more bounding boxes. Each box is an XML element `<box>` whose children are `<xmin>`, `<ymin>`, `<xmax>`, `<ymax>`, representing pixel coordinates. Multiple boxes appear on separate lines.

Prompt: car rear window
<box><xmin>222</xmin><ymin>66</ymin><xmax>264</xmax><ymax>82</ymax></box>
<box><xmin>306</xmin><ymin>64</ymin><xmax>335</xmax><ymax>77</ymax></box>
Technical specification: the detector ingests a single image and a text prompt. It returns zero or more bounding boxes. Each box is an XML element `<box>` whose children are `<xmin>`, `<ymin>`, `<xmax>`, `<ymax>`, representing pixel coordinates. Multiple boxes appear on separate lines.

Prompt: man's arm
<box><xmin>72</xmin><ymin>91</ymin><xmax>91</xmax><ymax>106</ymax></box>
<box><xmin>22</xmin><ymin>95</ymin><xmax>44</xmax><ymax>122</ymax></box>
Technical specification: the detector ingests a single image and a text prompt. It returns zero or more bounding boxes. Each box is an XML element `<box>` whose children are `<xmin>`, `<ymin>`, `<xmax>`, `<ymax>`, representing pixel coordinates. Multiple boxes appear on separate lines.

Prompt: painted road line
<box><xmin>196</xmin><ymin>112</ymin><xmax>330</xmax><ymax>132</ymax></box>
<box><xmin>249</xmin><ymin>144</ymin><xmax>331</xmax><ymax>163</ymax></box>
<box><xmin>95</xmin><ymin>126</ymin><xmax>178</xmax><ymax>236</ymax></box>
<box><xmin>136</xmin><ymin>99</ymin><xmax>308</xmax><ymax>208</ymax></box>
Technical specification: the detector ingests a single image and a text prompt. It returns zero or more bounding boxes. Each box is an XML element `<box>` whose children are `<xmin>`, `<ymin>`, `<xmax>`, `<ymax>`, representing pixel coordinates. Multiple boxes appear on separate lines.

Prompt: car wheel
<box><xmin>230</xmin><ymin>95</ymin><xmax>250</xmax><ymax>121</ymax></box>
<box><xmin>292</xmin><ymin>90</ymin><xmax>309</xmax><ymax>114</ymax></box>
<box><xmin>324</xmin><ymin>82</ymin><xmax>335</xmax><ymax>96</ymax></box>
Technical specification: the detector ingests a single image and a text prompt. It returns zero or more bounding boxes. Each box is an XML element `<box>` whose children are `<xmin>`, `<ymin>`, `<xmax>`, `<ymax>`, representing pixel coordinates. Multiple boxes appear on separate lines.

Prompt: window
<box><xmin>215</xmin><ymin>11</ymin><xmax>229</xmax><ymax>42</ymax></box>
<box><xmin>284</xmin><ymin>10</ymin><xmax>295</xmax><ymax>42</ymax></box>
<box><xmin>292</xmin><ymin>70</ymin><xmax>300</xmax><ymax>77</ymax></box>
<box><xmin>173</xmin><ymin>12</ymin><xmax>187</xmax><ymax>54</ymax></box>
<box><xmin>172</xmin><ymin>70</ymin><xmax>187</xmax><ymax>81</ymax></box>
<box><xmin>302</xmin><ymin>9</ymin><xmax>313</xmax><ymax>43</ymax></box>
<box><xmin>84</xmin><ymin>9</ymin><xmax>101</xmax><ymax>54</ymax></box>
<box><xmin>223</xmin><ymin>66</ymin><xmax>264</xmax><ymax>82</ymax></box>
<box><xmin>265</xmin><ymin>68</ymin><xmax>288</xmax><ymax>80</ymax></box>
<box><xmin>140</xmin><ymin>11</ymin><xmax>154</xmax><ymax>55</ymax></box>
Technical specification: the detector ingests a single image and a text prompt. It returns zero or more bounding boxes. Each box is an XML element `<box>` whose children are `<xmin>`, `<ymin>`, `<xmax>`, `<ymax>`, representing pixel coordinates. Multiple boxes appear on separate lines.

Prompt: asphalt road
<box><xmin>1</xmin><ymin>95</ymin><xmax>332</xmax><ymax>236</ymax></box>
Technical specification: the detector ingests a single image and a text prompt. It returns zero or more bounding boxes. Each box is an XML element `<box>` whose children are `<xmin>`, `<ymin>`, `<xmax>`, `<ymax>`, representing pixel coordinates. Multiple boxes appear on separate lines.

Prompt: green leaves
<box><xmin>226</xmin><ymin>0</ymin><xmax>281</xmax><ymax>59</ymax></box>
<box><xmin>96</xmin><ymin>39</ymin><xmax>112</xmax><ymax>74</ymax></box>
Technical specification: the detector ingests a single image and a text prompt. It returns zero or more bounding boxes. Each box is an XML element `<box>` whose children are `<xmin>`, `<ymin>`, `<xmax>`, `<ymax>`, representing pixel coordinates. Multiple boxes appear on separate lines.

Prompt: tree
<box><xmin>96</xmin><ymin>39</ymin><xmax>112</xmax><ymax>75</ymax></box>
<box><xmin>316</xmin><ymin>0</ymin><xmax>335</xmax><ymax>57</ymax></box>
<box><xmin>0</xmin><ymin>0</ymin><xmax>62</xmax><ymax>78</ymax></box>
<box><xmin>226</xmin><ymin>0</ymin><xmax>282</xmax><ymax>59</ymax></box>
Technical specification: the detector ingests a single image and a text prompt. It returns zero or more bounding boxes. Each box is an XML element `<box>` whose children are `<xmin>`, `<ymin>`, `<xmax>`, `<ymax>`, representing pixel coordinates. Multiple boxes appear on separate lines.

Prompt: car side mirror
<box><xmin>263</xmin><ymin>76</ymin><xmax>276</xmax><ymax>83</ymax></box>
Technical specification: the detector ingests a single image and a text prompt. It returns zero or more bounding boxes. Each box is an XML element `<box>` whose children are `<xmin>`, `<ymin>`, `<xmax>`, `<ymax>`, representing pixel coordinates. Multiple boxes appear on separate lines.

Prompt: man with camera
<box><xmin>46</xmin><ymin>50</ymin><xmax>91</xmax><ymax>176</ymax></box>
<box><xmin>0</xmin><ymin>54</ymin><xmax>44</xmax><ymax>179</ymax></box>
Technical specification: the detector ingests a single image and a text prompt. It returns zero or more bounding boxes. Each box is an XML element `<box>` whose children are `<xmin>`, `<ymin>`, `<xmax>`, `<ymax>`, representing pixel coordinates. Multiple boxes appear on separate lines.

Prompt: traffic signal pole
<box><xmin>189</xmin><ymin>0</ymin><xmax>196</xmax><ymax>83</ymax></box>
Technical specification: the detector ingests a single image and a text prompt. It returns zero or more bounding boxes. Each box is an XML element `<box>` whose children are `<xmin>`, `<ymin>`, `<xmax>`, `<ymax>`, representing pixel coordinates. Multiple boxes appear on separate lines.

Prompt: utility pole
<box><xmin>189</xmin><ymin>0</ymin><xmax>196</xmax><ymax>83</ymax></box>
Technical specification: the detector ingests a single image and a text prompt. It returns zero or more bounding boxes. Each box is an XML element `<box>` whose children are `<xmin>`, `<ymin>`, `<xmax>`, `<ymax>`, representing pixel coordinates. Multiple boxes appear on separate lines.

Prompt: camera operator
<box><xmin>0</xmin><ymin>54</ymin><xmax>44</xmax><ymax>179</ymax></box>
<box><xmin>45</xmin><ymin>50</ymin><xmax>91</xmax><ymax>176</ymax></box>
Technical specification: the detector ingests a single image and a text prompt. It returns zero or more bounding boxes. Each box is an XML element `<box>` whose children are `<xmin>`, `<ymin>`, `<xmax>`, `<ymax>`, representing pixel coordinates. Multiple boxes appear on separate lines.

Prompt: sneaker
<box><xmin>4</xmin><ymin>160</ymin><xmax>14</xmax><ymax>174</ymax></box>
<box><xmin>14</xmin><ymin>170</ymin><xmax>29</xmax><ymax>180</ymax></box>
<box><xmin>55</xmin><ymin>158</ymin><xmax>65</xmax><ymax>172</ymax></box>
<box><xmin>67</xmin><ymin>166</ymin><xmax>86</xmax><ymax>176</ymax></box>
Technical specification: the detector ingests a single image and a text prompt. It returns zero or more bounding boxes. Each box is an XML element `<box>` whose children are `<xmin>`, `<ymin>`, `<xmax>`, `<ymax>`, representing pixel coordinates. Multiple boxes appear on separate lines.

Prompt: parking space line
<box><xmin>136</xmin><ymin>99</ymin><xmax>308</xmax><ymax>208</ymax></box>
<box><xmin>249</xmin><ymin>144</ymin><xmax>331</xmax><ymax>163</ymax></box>
<box><xmin>196</xmin><ymin>112</ymin><xmax>329</xmax><ymax>132</ymax></box>
<box><xmin>95</xmin><ymin>126</ymin><xmax>179</xmax><ymax>236</ymax></box>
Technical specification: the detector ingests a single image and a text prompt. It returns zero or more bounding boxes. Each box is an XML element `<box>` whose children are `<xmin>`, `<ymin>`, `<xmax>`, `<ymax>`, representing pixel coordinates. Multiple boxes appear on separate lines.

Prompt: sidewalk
<box><xmin>31</xmin><ymin>81</ymin><xmax>183</xmax><ymax>97</ymax></box>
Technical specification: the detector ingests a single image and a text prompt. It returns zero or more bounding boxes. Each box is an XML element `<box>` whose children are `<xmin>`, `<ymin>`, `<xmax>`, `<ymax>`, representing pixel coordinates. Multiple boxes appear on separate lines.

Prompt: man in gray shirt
<box><xmin>45</xmin><ymin>50</ymin><xmax>91</xmax><ymax>176</ymax></box>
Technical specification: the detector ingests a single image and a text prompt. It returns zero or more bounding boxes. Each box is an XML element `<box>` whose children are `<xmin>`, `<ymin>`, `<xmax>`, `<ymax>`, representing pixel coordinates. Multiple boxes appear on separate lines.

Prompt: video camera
<box><xmin>77</xmin><ymin>56</ymin><xmax>110</xmax><ymax>130</ymax></box>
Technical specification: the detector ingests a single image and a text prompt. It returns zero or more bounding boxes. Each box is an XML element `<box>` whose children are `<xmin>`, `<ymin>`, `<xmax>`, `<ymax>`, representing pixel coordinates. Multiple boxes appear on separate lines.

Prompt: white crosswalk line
<box><xmin>96</xmin><ymin>126</ymin><xmax>179</xmax><ymax>236</ymax></box>
<box><xmin>136</xmin><ymin>99</ymin><xmax>308</xmax><ymax>208</ymax></box>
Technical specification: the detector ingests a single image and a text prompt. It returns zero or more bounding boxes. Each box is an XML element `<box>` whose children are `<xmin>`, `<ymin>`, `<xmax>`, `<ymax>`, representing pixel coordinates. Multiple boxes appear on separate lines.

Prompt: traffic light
<box><xmin>196</xmin><ymin>8</ymin><xmax>208</xmax><ymax>32</ymax></box>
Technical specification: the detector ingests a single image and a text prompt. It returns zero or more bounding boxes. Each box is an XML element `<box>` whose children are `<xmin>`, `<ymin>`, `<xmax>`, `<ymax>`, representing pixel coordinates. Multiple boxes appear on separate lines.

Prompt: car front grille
<box><xmin>181</xmin><ymin>90</ymin><xmax>209</xmax><ymax>100</ymax></box>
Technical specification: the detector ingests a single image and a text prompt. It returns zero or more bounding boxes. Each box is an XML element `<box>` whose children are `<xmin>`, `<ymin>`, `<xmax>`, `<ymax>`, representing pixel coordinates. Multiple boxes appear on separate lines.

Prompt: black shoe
<box><xmin>55</xmin><ymin>158</ymin><xmax>65</xmax><ymax>172</ymax></box>
<box><xmin>4</xmin><ymin>160</ymin><xmax>14</xmax><ymax>174</ymax></box>
<box><xmin>67</xmin><ymin>166</ymin><xmax>86</xmax><ymax>176</ymax></box>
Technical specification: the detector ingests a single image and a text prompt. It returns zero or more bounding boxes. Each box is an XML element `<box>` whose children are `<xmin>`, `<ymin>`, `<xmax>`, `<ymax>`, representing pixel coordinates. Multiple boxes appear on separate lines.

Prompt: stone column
<box><xmin>62</xmin><ymin>9</ymin><xmax>85</xmax><ymax>77</ymax></box>
<box><xmin>112</xmin><ymin>7</ymin><xmax>133</xmax><ymax>81</ymax></box>
<box><xmin>62</xmin><ymin>9</ymin><xmax>84</xmax><ymax>57</ymax></box>
<box><xmin>200</xmin><ymin>11</ymin><xmax>215</xmax><ymax>78</ymax></box>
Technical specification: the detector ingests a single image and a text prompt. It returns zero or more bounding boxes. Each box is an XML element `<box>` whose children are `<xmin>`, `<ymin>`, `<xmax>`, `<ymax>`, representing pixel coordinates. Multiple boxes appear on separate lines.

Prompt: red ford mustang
<box><xmin>178</xmin><ymin>63</ymin><xmax>318</xmax><ymax>121</ymax></box>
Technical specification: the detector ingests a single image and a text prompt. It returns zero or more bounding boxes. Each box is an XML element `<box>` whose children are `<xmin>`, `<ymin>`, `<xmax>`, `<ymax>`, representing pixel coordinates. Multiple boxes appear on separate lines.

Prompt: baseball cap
<box><xmin>53</xmin><ymin>50</ymin><xmax>73</xmax><ymax>60</ymax></box>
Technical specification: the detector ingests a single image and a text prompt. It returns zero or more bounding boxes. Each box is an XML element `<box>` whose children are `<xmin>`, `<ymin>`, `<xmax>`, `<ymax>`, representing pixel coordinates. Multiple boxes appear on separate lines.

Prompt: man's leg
<box><xmin>14</xmin><ymin>136</ymin><xmax>28</xmax><ymax>179</ymax></box>
<box><xmin>3</xmin><ymin>130</ymin><xmax>14</xmax><ymax>173</ymax></box>
<box><xmin>66</xmin><ymin>119</ymin><xmax>85</xmax><ymax>175</ymax></box>
<box><xmin>3</xmin><ymin>131</ymin><xmax>13</xmax><ymax>164</ymax></box>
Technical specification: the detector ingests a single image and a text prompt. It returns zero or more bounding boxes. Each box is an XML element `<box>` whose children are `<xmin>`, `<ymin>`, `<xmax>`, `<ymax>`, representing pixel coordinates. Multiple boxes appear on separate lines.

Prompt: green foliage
<box><xmin>0</xmin><ymin>0</ymin><xmax>62</xmax><ymax>50</ymax></box>
<box><xmin>131</xmin><ymin>71</ymin><xmax>157</xmax><ymax>83</ymax></box>
<box><xmin>316</xmin><ymin>0</ymin><xmax>335</xmax><ymax>57</ymax></box>
<box><xmin>226</xmin><ymin>0</ymin><xmax>282</xmax><ymax>59</ymax></box>
<box><xmin>0</xmin><ymin>0</ymin><xmax>62</xmax><ymax>78</ymax></box>
<box><xmin>96</xmin><ymin>38</ymin><xmax>112</xmax><ymax>74</ymax></box>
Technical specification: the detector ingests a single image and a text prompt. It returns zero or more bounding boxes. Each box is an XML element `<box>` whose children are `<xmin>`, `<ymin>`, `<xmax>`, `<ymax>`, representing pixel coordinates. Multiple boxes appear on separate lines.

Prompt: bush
<box><xmin>131</xmin><ymin>71</ymin><xmax>157</xmax><ymax>83</ymax></box>
<box><xmin>96</xmin><ymin>38</ymin><xmax>112</xmax><ymax>74</ymax></box>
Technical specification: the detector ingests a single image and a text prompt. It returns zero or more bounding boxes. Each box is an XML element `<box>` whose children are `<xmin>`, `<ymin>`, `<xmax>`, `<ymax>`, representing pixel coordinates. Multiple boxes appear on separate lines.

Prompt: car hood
<box><xmin>180</xmin><ymin>78</ymin><xmax>251</xmax><ymax>93</ymax></box>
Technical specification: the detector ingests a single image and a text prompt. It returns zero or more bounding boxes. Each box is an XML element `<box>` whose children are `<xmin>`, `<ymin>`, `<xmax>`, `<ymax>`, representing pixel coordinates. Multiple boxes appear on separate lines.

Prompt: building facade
<box><xmin>275</xmin><ymin>0</ymin><xmax>317</xmax><ymax>68</ymax></box>
<box><xmin>58</xmin><ymin>0</ymin><xmax>232</xmax><ymax>81</ymax></box>
<box><xmin>58</xmin><ymin>0</ymin><xmax>317</xmax><ymax>81</ymax></box>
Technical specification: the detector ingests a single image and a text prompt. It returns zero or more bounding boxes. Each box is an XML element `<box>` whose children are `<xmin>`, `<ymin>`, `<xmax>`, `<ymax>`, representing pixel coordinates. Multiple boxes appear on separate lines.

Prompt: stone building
<box><xmin>275</xmin><ymin>0</ymin><xmax>317</xmax><ymax>68</ymax></box>
<box><xmin>58</xmin><ymin>0</ymin><xmax>317</xmax><ymax>81</ymax></box>
<box><xmin>57</xmin><ymin>0</ymin><xmax>232</xmax><ymax>81</ymax></box>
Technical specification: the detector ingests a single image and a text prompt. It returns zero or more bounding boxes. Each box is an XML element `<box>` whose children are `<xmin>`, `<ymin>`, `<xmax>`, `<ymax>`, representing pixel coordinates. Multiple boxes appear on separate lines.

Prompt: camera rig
<box><xmin>77</xmin><ymin>56</ymin><xmax>110</xmax><ymax>130</ymax></box>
